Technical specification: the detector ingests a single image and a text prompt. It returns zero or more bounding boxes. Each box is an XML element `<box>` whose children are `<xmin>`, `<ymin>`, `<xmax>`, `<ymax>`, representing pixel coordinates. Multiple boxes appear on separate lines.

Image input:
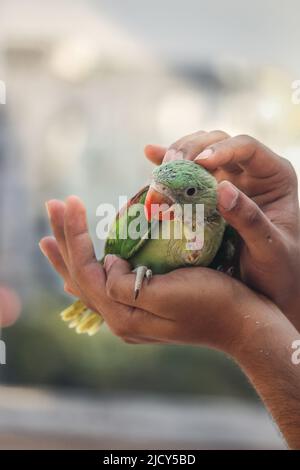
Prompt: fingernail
<box><xmin>218</xmin><ymin>181</ymin><xmax>239</xmax><ymax>211</ymax></box>
<box><xmin>104</xmin><ymin>254</ymin><xmax>118</xmax><ymax>272</ymax></box>
<box><xmin>39</xmin><ymin>242</ymin><xmax>48</xmax><ymax>258</ymax></box>
<box><xmin>164</xmin><ymin>149</ymin><xmax>184</xmax><ymax>162</ymax></box>
<box><xmin>195</xmin><ymin>148</ymin><xmax>213</xmax><ymax>160</ymax></box>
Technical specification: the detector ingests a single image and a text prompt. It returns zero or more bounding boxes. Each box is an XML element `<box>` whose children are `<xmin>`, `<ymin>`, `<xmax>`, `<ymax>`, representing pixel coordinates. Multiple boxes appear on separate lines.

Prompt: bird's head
<box><xmin>145</xmin><ymin>160</ymin><xmax>217</xmax><ymax>221</ymax></box>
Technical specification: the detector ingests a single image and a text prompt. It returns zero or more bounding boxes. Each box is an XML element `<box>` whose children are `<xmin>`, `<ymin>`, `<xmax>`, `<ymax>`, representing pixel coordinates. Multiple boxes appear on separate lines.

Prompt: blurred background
<box><xmin>0</xmin><ymin>0</ymin><xmax>299</xmax><ymax>449</ymax></box>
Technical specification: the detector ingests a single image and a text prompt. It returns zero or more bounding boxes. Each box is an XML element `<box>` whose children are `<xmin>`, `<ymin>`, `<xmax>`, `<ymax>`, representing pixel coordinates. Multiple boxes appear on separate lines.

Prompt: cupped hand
<box><xmin>40</xmin><ymin>196</ymin><xmax>281</xmax><ymax>357</ymax></box>
<box><xmin>145</xmin><ymin>131</ymin><xmax>300</xmax><ymax>330</ymax></box>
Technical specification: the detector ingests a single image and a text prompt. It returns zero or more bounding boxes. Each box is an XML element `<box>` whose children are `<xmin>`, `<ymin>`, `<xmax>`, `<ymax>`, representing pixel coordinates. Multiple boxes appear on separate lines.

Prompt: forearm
<box><xmin>234</xmin><ymin>307</ymin><xmax>300</xmax><ymax>449</ymax></box>
<box><xmin>284</xmin><ymin>295</ymin><xmax>300</xmax><ymax>334</ymax></box>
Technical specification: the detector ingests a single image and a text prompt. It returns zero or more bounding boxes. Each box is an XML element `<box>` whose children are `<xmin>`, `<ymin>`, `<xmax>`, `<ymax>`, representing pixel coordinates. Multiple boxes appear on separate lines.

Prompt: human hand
<box><xmin>145</xmin><ymin>131</ymin><xmax>300</xmax><ymax>331</ymax></box>
<box><xmin>39</xmin><ymin>196</ymin><xmax>281</xmax><ymax>355</ymax></box>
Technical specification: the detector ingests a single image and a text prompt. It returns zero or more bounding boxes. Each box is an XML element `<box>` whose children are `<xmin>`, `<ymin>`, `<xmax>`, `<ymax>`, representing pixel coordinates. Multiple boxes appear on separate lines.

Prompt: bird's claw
<box><xmin>133</xmin><ymin>266</ymin><xmax>152</xmax><ymax>300</ymax></box>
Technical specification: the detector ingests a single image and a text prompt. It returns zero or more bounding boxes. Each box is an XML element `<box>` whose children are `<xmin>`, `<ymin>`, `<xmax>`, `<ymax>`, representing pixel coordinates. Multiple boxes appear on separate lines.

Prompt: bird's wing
<box><xmin>104</xmin><ymin>185</ymin><xmax>155</xmax><ymax>260</ymax></box>
<box><xmin>209</xmin><ymin>224</ymin><xmax>241</xmax><ymax>278</ymax></box>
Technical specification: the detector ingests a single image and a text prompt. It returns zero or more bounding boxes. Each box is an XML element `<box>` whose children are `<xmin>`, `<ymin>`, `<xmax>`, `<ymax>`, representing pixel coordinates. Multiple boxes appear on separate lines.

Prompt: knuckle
<box><xmin>168</xmin><ymin>143</ymin><xmax>179</xmax><ymax>152</ymax></box>
<box><xmin>65</xmin><ymin>220</ymin><xmax>84</xmax><ymax>238</ymax></box>
<box><xmin>124</xmin><ymin>316</ymin><xmax>138</xmax><ymax>336</ymax></box>
<box><xmin>279</xmin><ymin>241</ymin><xmax>290</xmax><ymax>260</ymax></box>
<box><xmin>112</xmin><ymin>318</ymin><xmax>137</xmax><ymax>339</ymax></box>
<box><xmin>169</xmin><ymin>137</ymin><xmax>187</xmax><ymax>151</ymax></box>
<box><xmin>177</xmin><ymin>141</ymin><xmax>195</xmax><ymax>155</ymax></box>
<box><xmin>71</xmin><ymin>262</ymin><xmax>84</xmax><ymax>280</ymax></box>
<box><xmin>106</xmin><ymin>278</ymin><xmax>119</xmax><ymax>300</ymax></box>
<box><xmin>242</xmin><ymin>202</ymin><xmax>261</xmax><ymax>226</ymax></box>
<box><xmin>112</xmin><ymin>324</ymin><xmax>127</xmax><ymax>338</ymax></box>
<box><xmin>210</xmin><ymin>129</ymin><xmax>230</xmax><ymax>139</ymax></box>
<box><xmin>190</xmin><ymin>130</ymin><xmax>207</xmax><ymax>140</ymax></box>
<box><xmin>235</xmin><ymin>134</ymin><xmax>256</xmax><ymax>146</ymax></box>
<box><xmin>64</xmin><ymin>283</ymin><xmax>75</xmax><ymax>295</ymax></box>
<box><xmin>281</xmin><ymin>158</ymin><xmax>298</xmax><ymax>184</ymax></box>
<box><xmin>63</xmin><ymin>215</ymin><xmax>73</xmax><ymax>230</ymax></box>
<box><xmin>169</xmin><ymin>131</ymin><xmax>204</xmax><ymax>152</ymax></box>
<box><xmin>279</xmin><ymin>237</ymin><xmax>297</xmax><ymax>260</ymax></box>
<box><xmin>71</xmin><ymin>259</ymin><xmax>94</xmax><ymax>284</ymax></box>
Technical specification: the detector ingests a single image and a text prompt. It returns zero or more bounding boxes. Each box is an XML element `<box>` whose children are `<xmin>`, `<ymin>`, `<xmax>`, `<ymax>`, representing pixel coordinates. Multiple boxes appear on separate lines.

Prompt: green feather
<box><xmin>104</xmin><ymin>186</ymin><xmax>155</xmax><ymax>260</ymax></box>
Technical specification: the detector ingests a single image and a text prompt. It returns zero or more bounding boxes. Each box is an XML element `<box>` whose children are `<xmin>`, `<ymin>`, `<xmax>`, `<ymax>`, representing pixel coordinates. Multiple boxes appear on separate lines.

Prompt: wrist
<box><xmin>281</xmin><ymin>298</ymin><xmax>300</xmax><ymax>333</ymax></box>
<box><xmin>227</xmin><ymin>296</ymin><xmax>288</xmax><ymax>362</ymax></box>
<box><xmin>233</xmin><ymin>303</ymin><xmax>295</xmax><ymax>367</ymax></box>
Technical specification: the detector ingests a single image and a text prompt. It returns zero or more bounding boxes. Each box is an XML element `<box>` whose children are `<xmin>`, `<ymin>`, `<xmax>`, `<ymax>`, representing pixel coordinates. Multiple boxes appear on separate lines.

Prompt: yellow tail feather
<box><xmin>60</xmin><ymin>300</ymin><xmax>104</xmax><ymax>336</ymax></box>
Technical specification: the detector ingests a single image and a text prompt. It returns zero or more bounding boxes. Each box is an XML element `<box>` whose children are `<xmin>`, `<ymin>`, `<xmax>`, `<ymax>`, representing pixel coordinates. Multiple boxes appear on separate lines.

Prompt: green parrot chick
<box><xmin>61</xmin><ymin>160</ymin><xmax>236</xmax><ymax>336</ymax></box>
<box><xmin>130</xmin><ymin>160</ymin><xmax>226</xmax><ymax>274</ymax></box>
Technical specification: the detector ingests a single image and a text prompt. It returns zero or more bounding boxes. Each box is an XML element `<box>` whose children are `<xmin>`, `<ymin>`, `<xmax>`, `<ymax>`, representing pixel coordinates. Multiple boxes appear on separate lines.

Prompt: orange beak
<box><xmin>144</xmin><ymin>187</ymin><xmax>174</xmax><ymax>222</ymax></box>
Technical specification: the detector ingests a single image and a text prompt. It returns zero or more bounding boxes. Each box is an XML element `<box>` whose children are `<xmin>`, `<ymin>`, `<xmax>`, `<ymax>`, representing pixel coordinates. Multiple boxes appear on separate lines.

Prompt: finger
<box><xmin>163</xmin><ymin>130</ymin><xmax>207</xmax><ymax>161</ymax></box>
<box><xmin>46</xmin><ymin>200</ymin><xmax>69</xmax><ymax>263</ymax></box>
<box><xmin>61</xmin><ymin>196</ymin><xmax>149</xmax><ymax>323</ymax></box>
<box><xmin>39</xmin><ymin>236</ymin><xmax>81</xmax><ymax>297</ymax></box>
<box><xmin>62</xmin><ymin>196</ymin><xmax>145</xmax><ymax>325</ymax></box>
<box><xmin>104</xmin><ymin>254</ymin><xmax>176</xmax><ymax>339</ymax></box>
<box><xmin>164</xmin><ymin>130</ymin><xmax>230</xmax><ymax>162</ymax></box>
<box><xmin>106</xmin><ymin>304</ymin><xmax>175</xmax><ymax>343</ymax></box>
<box><xmin>144</xmin><ymin>145</ymin><xmax>167</xmax><ymax>165</ymax></box>
<box><xmin>104</xmin><ymin>255</ymin><xmax>166</xmax><ymax>314</ymax></box>
<box><xmin>104</xmin><ymin>254</ymin><xmax>189</xmax><ymax>321</ymax></box>
<box><xmin>63</xmin><ymin>196</ymin><xmax>109</xmax><ymax>307</ymax></box>
<box><xmin>104</xmin><ymin>254</ymin><xmax>242</xmax><ymax>341</ymax></box>
<box><xmin>217</xmin><ymin>181</ymin><xmax>282</xmax><ymax>260</ymax></box>
<box><xmin>63</xmin><ymin>284</ymin><xmax>78</xmax><ymax>296</ymax></box>
<box><xmin>195</xmin><ymin>134</ymin><xmax>290</xmax><ymax>179</ymax></box>
<box><xmin>45</xmin><ymin>200</ymin><xmax>96</xmax><ymax>303</ymax></box>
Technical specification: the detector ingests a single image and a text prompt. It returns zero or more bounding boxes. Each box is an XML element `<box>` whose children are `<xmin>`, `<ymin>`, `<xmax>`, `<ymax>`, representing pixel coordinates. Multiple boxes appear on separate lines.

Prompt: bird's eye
<box><xmin>185</xmin><ymin>187</ymin><xmax>197</xmax><ymax>197</ymax></box>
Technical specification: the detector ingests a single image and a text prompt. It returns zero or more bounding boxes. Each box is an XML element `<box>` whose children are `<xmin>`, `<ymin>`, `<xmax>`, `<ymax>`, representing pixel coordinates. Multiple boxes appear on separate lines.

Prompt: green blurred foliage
<box><xmin>1</xmin><ymin>290</ymin><xmax>256</xmax><ymax>400</ymax></box>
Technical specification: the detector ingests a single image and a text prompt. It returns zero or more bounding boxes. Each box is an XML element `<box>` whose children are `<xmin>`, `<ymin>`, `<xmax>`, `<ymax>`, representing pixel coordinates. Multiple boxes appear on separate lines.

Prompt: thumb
<box><xmin>217</xmin><ymin>181</ymin><xmax>279</xmax><ymax>259</ymax></box>
<box><xmin>104</xmin><ymin>255</ymin><xmax>159</xmax><ymax>310</ymax></box>
<box><xmin>144</xmin><ymin>144</ymin><xmax>166</xmax><ymax>165</ymax></box>
<box><xmin>104</xmin><ymin>254</ymin><xmax>132</xmax><ymax>275</ymax></box>
<box><xmin>104</xmin><ymin>255</ymin><xmax>135</xmax><ymax>303</ymax></box>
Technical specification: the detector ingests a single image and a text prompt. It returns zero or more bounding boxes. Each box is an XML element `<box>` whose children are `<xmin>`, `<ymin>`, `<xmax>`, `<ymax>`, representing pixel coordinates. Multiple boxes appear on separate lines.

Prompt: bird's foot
<box><xmin>133</xmin><ymin>266</ymin><xmax>152</xmax><ymax>300</ymax></box>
